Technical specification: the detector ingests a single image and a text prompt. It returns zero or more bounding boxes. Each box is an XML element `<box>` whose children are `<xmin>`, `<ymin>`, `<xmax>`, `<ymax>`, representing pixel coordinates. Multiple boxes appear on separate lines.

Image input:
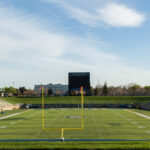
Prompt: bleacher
<box><xmin>0</xmin><ymin>99</ymin><xmax>11</xmax><ymax>107</ymax></box>
<box><xmin>0</xmin><ymin>99</ymin><xmax>19</xmax><ymax>110</ymax></box>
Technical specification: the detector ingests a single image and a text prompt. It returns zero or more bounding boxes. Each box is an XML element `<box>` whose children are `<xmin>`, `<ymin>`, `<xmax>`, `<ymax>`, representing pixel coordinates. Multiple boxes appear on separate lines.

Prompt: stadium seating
<box><xmin>0</xmin><ymin>99</ymin><xmax>19</xmax><ymax>110</ymax></box>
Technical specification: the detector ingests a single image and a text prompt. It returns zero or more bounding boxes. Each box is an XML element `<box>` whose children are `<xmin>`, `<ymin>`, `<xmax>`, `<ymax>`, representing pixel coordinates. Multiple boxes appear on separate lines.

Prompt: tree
<box><xmin>94</xmin><ymin>86</ymin><xmax>98</xmax><ymax>96</ymax></box>
<box><xmin>4</xmin><ymin>86</ymin><xmax>17</xmax><ymax>96</ymax></box>
<box><xmin>144</xmin><ymin>86</ymin><xmax>150</xmax><ymax>96</ymax></box>
<box><xmin>89</xmin><ymin>86</ymin><xmax>94</xmax><ymax>96</ymax></box>
<box><xmin>48</xmin><ymin>88</ymin><xmax>53</xmax><ymax>96</ymax></box>
<box><xmin>19</xmin><ymin>87</ymin><xmax>27</xmax><ymax>95</ymax></box>
<box><xmin>102</xmin><ymin>82</ymin><xmax>108</xmax><ymax>96</ymax></box>
<box><xmin>128</xmin><ymin>83</ymin><xmax>141</xmax><ymax>96</ymax></box>
<box><xmin>24</xmin><ymin>89</ymin><xmax>35</xmax><ymax>97</ymax></box>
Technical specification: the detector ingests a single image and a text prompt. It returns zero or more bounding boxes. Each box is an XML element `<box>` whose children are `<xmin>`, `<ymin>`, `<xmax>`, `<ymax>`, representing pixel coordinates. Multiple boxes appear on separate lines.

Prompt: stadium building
<box><xmin>68</xmin><ymin>72</ymin><xmax>90</xmax><ymax>95</ymax></box>
<box><xmin>34</xmin><ymin>83</ymin><xmax>68</xmax><ymax>96</ymax></box>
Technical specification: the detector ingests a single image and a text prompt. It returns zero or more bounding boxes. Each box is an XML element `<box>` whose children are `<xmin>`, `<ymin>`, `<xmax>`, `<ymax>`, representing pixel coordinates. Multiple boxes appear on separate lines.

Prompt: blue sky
<box><xmin>0</xmin><ymin>0</ymin><xmax>150</xmax><ymax>88</ymax></box>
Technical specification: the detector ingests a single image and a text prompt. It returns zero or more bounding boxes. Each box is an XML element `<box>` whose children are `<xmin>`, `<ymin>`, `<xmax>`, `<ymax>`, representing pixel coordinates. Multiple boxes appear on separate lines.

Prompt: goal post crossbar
<box><xmin>41</xmin><ymin>86</ymin><xmax>84</xmax><ymax>139</ymax></box>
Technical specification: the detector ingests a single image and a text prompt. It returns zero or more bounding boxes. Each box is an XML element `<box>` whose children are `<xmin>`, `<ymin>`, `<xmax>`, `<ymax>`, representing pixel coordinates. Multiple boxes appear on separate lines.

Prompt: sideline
<box><xmin>125</xmin><ymin>109</ymin><xmax>150</xmax><ymax>120</ymax></box>
<box><xmin>0</xmin><ymin>110</ymin><xmax>31</xmax><ymax>120</ymax></box>
<box><xmin>0</xmin><ymin>139</ymin><xmax>150</xmax><ymax>142</ymax></box>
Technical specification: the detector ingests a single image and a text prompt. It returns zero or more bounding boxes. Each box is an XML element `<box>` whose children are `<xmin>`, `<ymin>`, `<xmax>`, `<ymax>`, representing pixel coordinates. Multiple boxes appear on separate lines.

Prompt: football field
<box><xmin>1</xmin><ymin>108</ymin><xmax>150</xmax><ymax>141</ymax></box>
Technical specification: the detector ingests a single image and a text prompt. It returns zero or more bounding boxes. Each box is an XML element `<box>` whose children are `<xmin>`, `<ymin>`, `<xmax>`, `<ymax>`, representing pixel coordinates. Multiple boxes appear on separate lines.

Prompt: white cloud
<box><xmin>0</xmin><ymin>3</ymin><xmax>150</xmax><ymax>88</ymax></box>
<box><xmin>45</xmin><ymin>0</ymin><xmax>146</xmax><ymax>27</ymax></box>
<box><xmin>44</xmin><ymin>0</ymin><xmax>100</xmax><ymax>27</ymax></box>
<box><xmin>98</xmin><ymin>3</ymin><xmax>146</xmax><ymax>27</ymax></box>
<box><xmin>0</xmin><ymin>5</ymin><xmax>71</xmax><ymax>60</ymax></box>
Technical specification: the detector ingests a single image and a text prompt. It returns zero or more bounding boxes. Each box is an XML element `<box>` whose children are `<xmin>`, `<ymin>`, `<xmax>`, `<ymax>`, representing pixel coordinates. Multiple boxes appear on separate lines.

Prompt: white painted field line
<box><xmin>10</xmin><ymin>122</ymin><xmax>16</xmax><ymax>125</ymax></box>
<box><xmin>125</xmin><ymin>109</ymin><xmax>150</xmax><ymax>120</ymax></box>
<box><xmin>126</xmin><ymin>119</ymin><xmax>132</xmax><ymax>121</ymax></box>
<box><xmin>0</xmin><ymin>126</ymin><xmax>7</xmax><ymax>129</ymax></box>
<box><xmin>138</xmin><ymin>126</ymin><xmax>146</xmax><ymax>129</ymax></box>
<box><xmin>145</xmin><ymin>131</ymin><xmax>150</xmax><ymax>134</ymax></box>
<box><xmin>0</xmin><ymin>110</ymin><xmax>31</xmax><ymax>120</ymax></box>
<box><xmin>0</xmin><ymin>98</ymin><xmax>12</xmax><ymax>105</ymax></box>
<box><xmin>18</xmin><ymin>119</ymin><xmax>24</xmax><ymax>121</ymax></box>
<box><xmin>131</xmin><ymin>122</ymin><xmax>138</xmax><ymax>125</ymax></box>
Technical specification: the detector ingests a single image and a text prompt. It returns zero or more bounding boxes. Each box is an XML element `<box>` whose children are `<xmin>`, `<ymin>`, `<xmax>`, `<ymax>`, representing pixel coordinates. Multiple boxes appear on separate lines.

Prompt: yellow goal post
<box><xmin>41</xmin><ymin>86</ymin><xmax>84</xmax><ymax>139</ymax></box>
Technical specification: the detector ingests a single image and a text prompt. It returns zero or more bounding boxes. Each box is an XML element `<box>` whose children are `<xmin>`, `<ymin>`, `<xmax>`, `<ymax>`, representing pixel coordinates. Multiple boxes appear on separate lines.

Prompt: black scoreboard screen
<box><xmin>68</xmin><ymin>72</ymin><xmax>90</xmax><ymax>95</ymax></box>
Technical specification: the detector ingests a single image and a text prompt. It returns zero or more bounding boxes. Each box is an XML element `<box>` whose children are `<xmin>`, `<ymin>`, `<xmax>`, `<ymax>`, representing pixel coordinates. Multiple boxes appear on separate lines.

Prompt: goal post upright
<box><xmin>42</xmin><ymin>87</ymin><xmax>45</xmax><ymax>130</ymax></box>
<box><xmin>42</xmin><ymin>86</ymin><xmax>84</xmax><ymax>140</ymax></box>
<box><xmin>81</xmin><ymin>86</ymin><xmax>84</xmax><ymax>129</ymax></box>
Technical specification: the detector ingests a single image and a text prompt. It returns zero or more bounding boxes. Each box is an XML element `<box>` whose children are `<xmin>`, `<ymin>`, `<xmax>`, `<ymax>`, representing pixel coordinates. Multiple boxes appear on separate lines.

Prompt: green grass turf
<box><xmin>2</xmin><ymin>96</ymin><xmax>150</xmax><ymax>104</ymax></box>
<box><xmin>1</xmin><ymin>108</ymin><xmax>150</xmax><ymax>140</ymax></box>
<box><xmin>1</xmin><ymin>141</ymin><xmax>150</xmax><ymax>149</ymax></box>
<box><xmin>132</xmin><ymin>109</ymin><xmax>150</xmax><ymax>117</ymax></box>
<box><xmin>0</xmin><ymin>109</ymin><xmax>24</xmax><ymax>118</ymax></box>
<box><xmin>1</xmin><ymin>108</ymin><xmax>150</xmax><ymax>149</ymax></box>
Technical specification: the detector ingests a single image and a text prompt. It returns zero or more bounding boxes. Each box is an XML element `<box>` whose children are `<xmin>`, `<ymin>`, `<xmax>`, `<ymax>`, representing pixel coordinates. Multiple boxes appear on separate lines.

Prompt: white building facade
<box><xmin>34</xmin><ymin>84</ymin><xmax>68</xmax><ymax>96</ymax></box>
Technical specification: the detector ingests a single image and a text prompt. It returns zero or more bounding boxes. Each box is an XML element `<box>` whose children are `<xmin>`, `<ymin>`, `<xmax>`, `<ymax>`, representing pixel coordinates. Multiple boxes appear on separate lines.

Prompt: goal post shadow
<box><xmin>41</xmin><ymin>86</ymin><xmax>84</xmax><ymax>140</ymax></box>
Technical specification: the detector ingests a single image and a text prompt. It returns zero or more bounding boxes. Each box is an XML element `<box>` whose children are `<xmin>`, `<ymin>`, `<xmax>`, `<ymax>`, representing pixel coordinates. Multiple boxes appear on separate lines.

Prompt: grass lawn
<box><xmin>1</xmin><ymin>141</ymin><xmax>150</xmax><ymax>149</ymax></box>
<box><xmin>1</xmin><ymin>108</ymin><xmax>150</xmax><ymax>149</ymax></box>
<box><xmin>0</xmin><ymin>109</ymin><xmax>24</xmax><ymax>118</ymax></box>
<box><xmin>2</xmin><ymin>96</ymin><xmax>150</xmax><ymax>104</ymax></box>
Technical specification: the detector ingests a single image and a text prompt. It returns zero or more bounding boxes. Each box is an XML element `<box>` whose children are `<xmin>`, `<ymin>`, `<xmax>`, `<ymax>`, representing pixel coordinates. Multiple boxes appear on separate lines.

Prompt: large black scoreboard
<box><xmin>68</xmin><ymin>72</ymin><xmax>90</xmax><ymax>95</ymax></box>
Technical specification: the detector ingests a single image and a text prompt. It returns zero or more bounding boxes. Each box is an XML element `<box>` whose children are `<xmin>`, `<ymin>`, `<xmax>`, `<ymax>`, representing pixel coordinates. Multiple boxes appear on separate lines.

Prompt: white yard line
<box><xmin>0</xmin><ymin>110</ymin><xmax>31</xmax><ymax>120</ymax></box>
<box><xmin>145</xmin><ymin>131</ymin><xmax>150</xmax><ymax>134</ymax></box>
<box><xmin>126</xmin><ymin>119</ymin><xmax>132</xmax><ymax>121</ymax></box>
<box><xmin>131</xmin><ymin>122</ymin><xmax>138</xmax><ymax>125</ymax></box>
<box><xmin>138</xmin><ymin>126</ymin><xmax>146</xmax><ymax>129</ymax></box>
<box><xmin>10</xmin><ymin>122</ymin><xmax>16</xmax><ymax>125</ymax></box>
<box><xmin>125</xmin><ymin>109</ymin><xmax>150</xmax><ymax>120</ymax></box>
<box><xmin>0</xmin><ymin>126</ymin><xmax>7</xmax><ymax>129</ymax></box>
